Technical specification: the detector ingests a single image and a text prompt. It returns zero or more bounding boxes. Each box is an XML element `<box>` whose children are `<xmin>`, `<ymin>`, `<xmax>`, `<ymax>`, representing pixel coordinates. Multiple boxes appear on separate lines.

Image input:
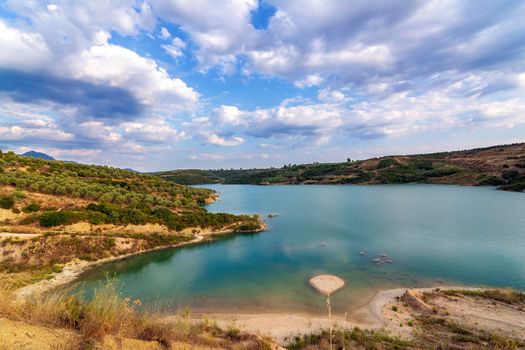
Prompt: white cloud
<box><xmin>67</xmin><ymin>43</ymin><xmax>199</xmax><ymax>109</ymax></box>
<box><xmin>121</xmin><ymin>118</ymin><xmax>186</xmax><ymax>142</ymax></box>
<box><xmin>0</xmin><ymin>20</ymin><xmax>51</xmax><ymax>69</ymax></box>
<box><xmin>294</xmin><ymin>74</ymin><xmax>324</xmax><ymax>88</ymax></box>
<box><xmin>151</xmin><ymin>0</ymin><xmax>259</xmax><ymax>69</ymax></box>
<box><xmin>216</xmin><ymin>105</ymin><xmax>244</xmax><ymax>125</ymax></box>
<box><xmin>207</xmin><ymin>133</ymin><xmax>245</xmax><ymax>146</ymax></box>
<box><xmin>78</xmin><ymin>121</ymin><xmax>121</xmax><ymax>142</ymax></box>
<box><xmin>162</xmin><ymin>37</ymin><xmax>187</xmax><ymax>58</ymax></box>
<box><xmin>5</xmin><ymin>0</ymin><xmax>154</xmax><ymax>54</ymax></box>
<box><xmin>189</xmin><ymin>153</ymin><xmax>226</xmax><ymax>161</ymax></box>
<box><xmin>318</xmin><ymin>88</ymin><xmax>345</xmax><ymax>102</ymax></box>
<box><xmin>0</xmin><ymin>124</ymin><xmax>73</xmax><ymax>141</ymax></box>
<box><xmin>160</xmin><ymin>26</ymin><xmax>171</xmax><ymax>39</ymax></box>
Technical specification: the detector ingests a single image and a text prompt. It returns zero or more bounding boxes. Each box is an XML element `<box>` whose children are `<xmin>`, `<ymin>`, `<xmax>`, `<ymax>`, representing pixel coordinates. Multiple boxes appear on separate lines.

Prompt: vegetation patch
<box><xmin>442</xmin><ymin>288</ymin><xmax>525</xmax><ymax>305</ymax></box>
<box><xmin>0</xmin><ymin>195</ymin><xmax>15</xmax><ymax>209</ymax></box>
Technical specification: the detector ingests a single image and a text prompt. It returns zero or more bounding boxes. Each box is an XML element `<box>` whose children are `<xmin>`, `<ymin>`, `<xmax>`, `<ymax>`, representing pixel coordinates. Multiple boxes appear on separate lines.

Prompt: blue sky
<box><xmin>0</xmin><ymin>0</ymin><xmax>524</xmax><ymax>171</ymax></box>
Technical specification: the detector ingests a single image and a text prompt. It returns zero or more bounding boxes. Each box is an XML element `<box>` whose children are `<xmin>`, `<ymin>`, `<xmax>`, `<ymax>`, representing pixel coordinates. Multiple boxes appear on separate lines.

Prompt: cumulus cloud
<box><xmin>0</xmin><ymin>124</ymin><xmax>73</xmax><ymax>142</ymax></box>
<box><xmin>150</xmin><ymin>0</ymin><xmax>259</xmax><ymax>69</ymax></box>
<box><xmin>206</xmin><ymin>71</ymin><xmax>525</xmax><ymax>145</ymax></box>
<box><xmin>162</xmin><ymin>37</ymin><xmax>187</xmax><ymax>58</ymax></box>
<box><xmin>1</xmin><ymin>0</ymin><xmax>525</xmax><ymax>169</ymax></box>
<box><xmin>121</xmin><ymin>118</ymin><xmax>186</xmax><ymax>142</ymax></box>
<box><xmin>207</xmin><ymin>133</ymin><xmax>245</xmax><ymax>146</ymax></box>
<box><xmin>66</xmin><ymin>43</ymin><xmax>199</xmax><ymax>110</ymax></box>
<box><xmin>0</xmin><ymin>20</ymin><xmax>51</xmax><ymax>70</ymax></box>
<box><xmin>317</xmin><ymin>88</ymin><xmax>345</xmax><ymax>102</ymax></box>
<box><xmin>216</xmin><ymin>105</ymin><xmax>244</xmax><ymax>125</ymax></box>
<box><xmin>294</xmin><ymin>74</ymin><xmax>324</xmax><ymax>88</ymax></box>
<box><xmin>159</xmin><ymin>26</ymin><xmax>171</xmax><ymax>40</ymax></box>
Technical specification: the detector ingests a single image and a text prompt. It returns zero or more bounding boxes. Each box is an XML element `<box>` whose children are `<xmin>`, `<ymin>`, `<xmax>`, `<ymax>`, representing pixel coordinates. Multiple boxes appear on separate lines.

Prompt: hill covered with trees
<box><xmin>0</xmin><ymin>150</ymin><xmax>262</xmax><ymax>287</ymax></box>
<box><xmin>155</xmin><ymin>143</ymin><xmax>525</xmax><ymax>192</ymax></box>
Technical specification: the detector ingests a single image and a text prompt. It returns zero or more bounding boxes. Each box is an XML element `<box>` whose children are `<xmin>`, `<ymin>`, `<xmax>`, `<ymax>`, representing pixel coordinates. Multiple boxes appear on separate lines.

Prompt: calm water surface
<box><xmin>74</xmin><ymin>185</ymin><xmax>525</xmax><ymax>315</ymax></box>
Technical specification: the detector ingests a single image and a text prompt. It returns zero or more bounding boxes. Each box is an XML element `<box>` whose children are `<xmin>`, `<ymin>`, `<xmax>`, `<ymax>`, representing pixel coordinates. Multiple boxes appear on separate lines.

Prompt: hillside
<box><xmin>155</xmin><ymin>143</ymin><xmax>525</xmax><ymax>192</ymax></box>
<box><xmin>0</xmin><ymin>150</ymin><xmax>263</xmax><ymax>288</ymax></box>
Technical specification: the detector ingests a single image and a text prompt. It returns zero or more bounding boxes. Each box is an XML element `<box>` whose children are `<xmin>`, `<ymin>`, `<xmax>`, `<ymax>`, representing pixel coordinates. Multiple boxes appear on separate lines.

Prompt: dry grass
<box><xmin>0</xmin><ymin>278</ymin><xmax>274</xmax><ymax>350</ymax></box>
<box><xmin>442</xmin><ymin>288</ymin><xmax>525</xmax><ymax>305</ymax></box>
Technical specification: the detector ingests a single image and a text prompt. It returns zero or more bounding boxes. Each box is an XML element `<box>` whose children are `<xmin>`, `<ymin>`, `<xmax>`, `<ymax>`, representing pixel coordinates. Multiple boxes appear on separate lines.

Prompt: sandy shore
<box><xmin>206</xmin><ymin>291</ymin><xmax>393</xmax><ymax>343</ymax></box>
<box><xmin>206</xmin><ymin>285</ymin><xmax>496</xmax><ymax>344</ymax></box>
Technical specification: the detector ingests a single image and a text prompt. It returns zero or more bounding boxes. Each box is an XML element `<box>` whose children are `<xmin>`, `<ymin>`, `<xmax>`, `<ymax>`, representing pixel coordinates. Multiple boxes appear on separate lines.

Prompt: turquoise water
<box><xmin>74</xmin><ymin>185</ymin><xmax>525</xmax><ymax>315</ymax></box>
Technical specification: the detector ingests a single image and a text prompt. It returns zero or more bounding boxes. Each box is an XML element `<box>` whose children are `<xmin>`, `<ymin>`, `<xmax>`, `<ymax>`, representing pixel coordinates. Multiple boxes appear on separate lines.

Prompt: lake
<box><xmin>73</xmin><ymin>184</ymin><xmax>525</xmax><ymax>316</ymax></box>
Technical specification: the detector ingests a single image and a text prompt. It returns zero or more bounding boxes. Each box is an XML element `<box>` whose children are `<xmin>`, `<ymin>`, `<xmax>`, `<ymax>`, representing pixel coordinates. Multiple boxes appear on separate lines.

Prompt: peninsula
<box><xmin>0</xmin><ymin>150</ymin><xmax>265</xmax><ymax>289</ymax></box>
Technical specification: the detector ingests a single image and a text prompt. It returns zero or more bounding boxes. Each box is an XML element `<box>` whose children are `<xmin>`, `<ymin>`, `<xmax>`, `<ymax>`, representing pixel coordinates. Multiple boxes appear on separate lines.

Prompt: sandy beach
<box><xmin>206</xmin><ymin>285</ymin><xmax>525</xmax><ymax>344</ymax></box>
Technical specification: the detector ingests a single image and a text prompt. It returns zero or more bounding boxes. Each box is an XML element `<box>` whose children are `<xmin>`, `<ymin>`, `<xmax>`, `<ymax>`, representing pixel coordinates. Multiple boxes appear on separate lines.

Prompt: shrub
<box><xmin>0</xmin><ymin>196</ymin><xmax>14</xmax><ymax>209</ymax></box>
<box><xmin>23</xmin><ymin>203</ymin><xmax>41</xmax><ymax>213</ymax></box>
<box><xmin>39</xmin><ymin>211</ymin><xmax>77</xmax><ymax>227</ymax></box>
<box><xmin>377</xmin><ymin>157</ymin><xmax>399</xmax><ymax>169</ymax></box>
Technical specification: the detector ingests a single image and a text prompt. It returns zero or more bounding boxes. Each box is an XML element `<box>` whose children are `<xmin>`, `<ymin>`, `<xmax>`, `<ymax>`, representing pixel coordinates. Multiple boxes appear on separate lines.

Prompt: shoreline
<box><xmin>15</xmin><ymin>219</ymin><xmax>268</xmax><ymax>299</ymax></box>
<box><xmin>201</xmin><ymin>285</ymin><xmax>499</xmax><ymax>344</ymax></box>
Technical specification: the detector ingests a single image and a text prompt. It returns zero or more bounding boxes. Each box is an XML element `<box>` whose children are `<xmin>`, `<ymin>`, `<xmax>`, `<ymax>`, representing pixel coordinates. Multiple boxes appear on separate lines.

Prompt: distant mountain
<box><xmin>20</xmin><ymin>151</ymin><xmax>55</xmax><ymax>161</ymax></box>
<box><xmin>123</xmin><ymin>168</ymin><xmax>139</xmax><ymax>173</ymax></box>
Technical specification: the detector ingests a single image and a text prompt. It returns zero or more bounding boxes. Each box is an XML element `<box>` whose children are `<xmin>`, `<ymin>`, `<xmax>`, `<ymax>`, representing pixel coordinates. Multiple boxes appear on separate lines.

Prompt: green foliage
<box><xmin>0</xmin><ymin>195</ymin><xmax>15</xmax><ymax>209</ymax></box>
<box><xmin>377</xmin><ymin>157</ymin><xmax>399</xmax><ymax>169</ymax></box>
<box><xmin>23</xmin><ymin>203</ymin><xmax>41</xmax><ymax>213</ymax></box>
<box><xmin>39</xmin><ymin>211</ymin><xmax>80</xmax><ymax>227</ymax></box>
<box><xmin>0</xmin><ymin>152</ymin><xmax>214</xmax><ymax>208</ymax></box>
<box><xmin>36</xmin><ymin>202</ymin><xmax>261</xmax><ymax>233</ymax></box>
<box><xmin>156</xmin><ymin>143</ymin><xmax>525</xmax><ymax>193</ymax></box>
<box><xmin>0</xmin><ymin>152</ymin><xmax>262</xmax><ymax>233</ymax></box>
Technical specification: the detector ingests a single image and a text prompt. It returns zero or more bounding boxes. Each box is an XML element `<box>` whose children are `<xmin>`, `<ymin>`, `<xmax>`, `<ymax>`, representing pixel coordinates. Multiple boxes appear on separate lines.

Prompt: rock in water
<box><xmin>309</xmin><ymin>275</ymin><xmax>345</xmax><ymax>296</ymax></box>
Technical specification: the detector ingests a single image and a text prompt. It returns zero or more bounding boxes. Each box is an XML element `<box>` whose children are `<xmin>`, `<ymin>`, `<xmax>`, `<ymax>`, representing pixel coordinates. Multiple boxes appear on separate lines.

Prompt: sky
<box><xmin>0</xmin><ymin>0</ymin><xmax>524</xmax><ymax>171</ymax></box>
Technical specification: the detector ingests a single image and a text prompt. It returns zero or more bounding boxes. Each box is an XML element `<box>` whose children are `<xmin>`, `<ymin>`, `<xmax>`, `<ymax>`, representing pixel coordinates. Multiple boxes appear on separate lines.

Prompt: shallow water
<box><xmin>74</xmin><ymin>184</ymin><xmax>525</xmax><ymax>316</ymax></box>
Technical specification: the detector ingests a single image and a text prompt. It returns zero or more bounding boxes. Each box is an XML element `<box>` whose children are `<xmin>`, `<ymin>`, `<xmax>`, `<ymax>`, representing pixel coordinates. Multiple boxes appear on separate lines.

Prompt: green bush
<box><xmin>0</xmin><ymin>195</ymin><xmax>14</xmax><ymax>209</ymax></box>
<box><xmin>377</xmin><ymin>157</ymin><xmax>399</xmax><ymax>169</ymax></box>
<box><xmin>23</xmin><ymin>203</ymin><xmax>41</xmax><ymax>213</ymax></box>
<box><xmin>39</xmin><ymin>211</ymin><xmax>78</xmax><ymax>227</ymax></box>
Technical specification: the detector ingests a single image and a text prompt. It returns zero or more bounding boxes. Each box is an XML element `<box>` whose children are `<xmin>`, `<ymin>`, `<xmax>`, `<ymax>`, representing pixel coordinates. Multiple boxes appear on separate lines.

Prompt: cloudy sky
<box><xmin>1</xmin><ymin>0</ymin><xmax>524</xmax><ymax>171</ymax></box>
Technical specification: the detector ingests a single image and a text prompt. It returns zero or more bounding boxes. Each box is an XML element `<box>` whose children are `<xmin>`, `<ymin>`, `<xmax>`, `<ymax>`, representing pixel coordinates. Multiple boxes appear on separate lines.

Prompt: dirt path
<box><xmin>0</xmin><ymin>232</ymin><xmax>41</xmax><ymax>239</ymax></box>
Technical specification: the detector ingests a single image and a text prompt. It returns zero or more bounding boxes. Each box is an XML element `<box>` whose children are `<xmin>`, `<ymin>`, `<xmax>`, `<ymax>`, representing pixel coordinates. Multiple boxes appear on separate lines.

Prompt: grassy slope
<box><xmin>0</xmin><ymin>280</ymin><xmax>275</xmax><ymax>350</ymax></box>
<box><xmin>0</xmin><ymin>150</ymin><xmax>263</xmax><ymax>287</ymax></box>
<box><xmin>155</xmin><ymin>143</ymin><xmax>525</xmax><ymax>192</ymax></box>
